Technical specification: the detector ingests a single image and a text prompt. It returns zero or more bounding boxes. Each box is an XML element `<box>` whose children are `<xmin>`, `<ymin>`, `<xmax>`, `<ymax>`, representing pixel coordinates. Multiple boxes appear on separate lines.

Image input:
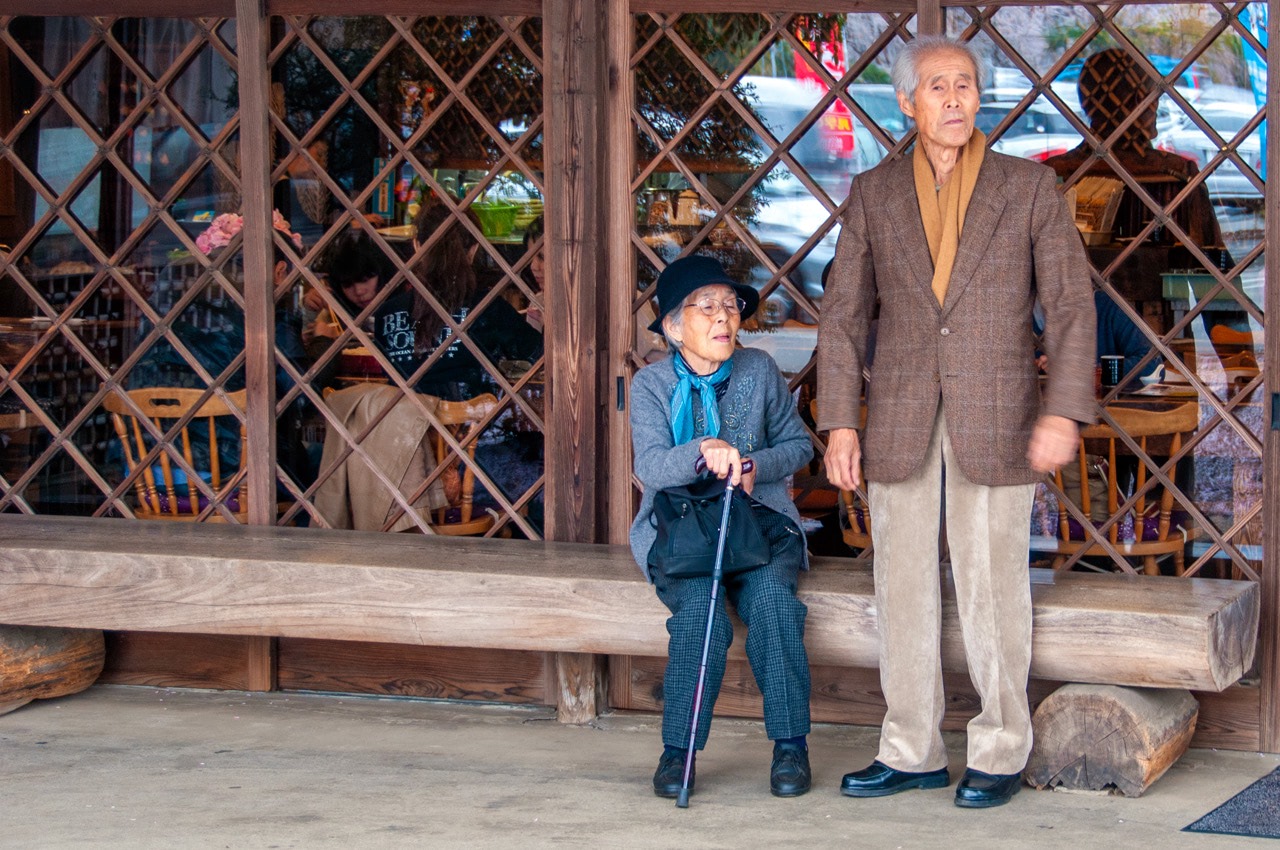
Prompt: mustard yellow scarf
<box><xmin>914</xmin><ymin>129</ymin><xmax>986</xmax><ymax>305</ymax></box>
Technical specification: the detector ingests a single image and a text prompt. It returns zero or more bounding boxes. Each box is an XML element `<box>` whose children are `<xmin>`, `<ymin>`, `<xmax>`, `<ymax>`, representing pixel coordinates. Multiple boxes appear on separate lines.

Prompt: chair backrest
<box><xmin>809</xmin><ymin>398</ymin><xmax>871</xmax><ymax>552</ymax></box>
<box><xmin>1209</xmin><ymin>325</ymin><xmax>1261</xmax><ymax>348</ymax></box>
<box><xmin>432</xmin><ymin>393</ymin><xmax>499</xmax><ymax>534</ymax></box>
<box><xmin>1219</xmin><ymin>351</ymin><xmax>1259</xmax><ymax>370</ymax></box>
<box><xmin>0</xmin><ymin>410</ymin><xmax>34</xmax><ymax>430</ymax></box>
<box><xmin>103</xmin><ymin>387</ymin><xmax>248</xmax><ymax>520</ymax></box>
<box><xmin>1054</xmin><ymin>401</ymin><xmax>1197</xmax><ymax>546</ymax></box>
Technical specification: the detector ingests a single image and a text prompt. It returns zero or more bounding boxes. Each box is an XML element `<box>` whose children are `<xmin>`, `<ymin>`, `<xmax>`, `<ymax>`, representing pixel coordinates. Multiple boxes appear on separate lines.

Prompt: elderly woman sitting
<box><xmin>629</xmin><ymin>255</ymin><xmax>814</xmax><ymax>799</ymax></box>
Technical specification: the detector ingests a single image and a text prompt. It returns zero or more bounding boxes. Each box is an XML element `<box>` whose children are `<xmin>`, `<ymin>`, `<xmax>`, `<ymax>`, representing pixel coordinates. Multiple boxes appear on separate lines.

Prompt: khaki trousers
<box><xmin>868</xmin><ymin>406</ymin><xmax>1036</xmax><ymax>775</ymax></box>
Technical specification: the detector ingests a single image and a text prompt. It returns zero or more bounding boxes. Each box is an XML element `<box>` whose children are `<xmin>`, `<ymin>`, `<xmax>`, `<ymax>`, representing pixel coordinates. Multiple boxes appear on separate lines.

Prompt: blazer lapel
<box><xmin>941</xmin><ymin>155</ymin><xmax>1007</xmax><ymax>315</ymax></box>
<box><xmin>883</xmin><ymin>156</ymin><xmax>939</xmax><ymax>310</ymax></box>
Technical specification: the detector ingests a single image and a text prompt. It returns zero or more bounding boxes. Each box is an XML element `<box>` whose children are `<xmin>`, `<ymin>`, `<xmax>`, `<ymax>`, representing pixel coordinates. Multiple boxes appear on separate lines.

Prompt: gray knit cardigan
<box><xmin>628</xmin><ymin>347</ymin><xmax>813</xmax><ymax>581</ymax></box>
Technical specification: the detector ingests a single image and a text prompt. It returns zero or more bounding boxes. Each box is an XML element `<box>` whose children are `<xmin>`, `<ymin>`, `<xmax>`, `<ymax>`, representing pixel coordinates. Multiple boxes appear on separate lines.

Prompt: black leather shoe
<box><xmin>653</xmin><ymin>749</ymin><xmax>694</xmax><ymax>798</ymax></box>
<box><xmin>954</xmin><ymin>768</ymin><xmax>1023</xmax><ymax>808</ymax></box>
<box><xmin>840</xmin><ymin>760</ymin><xmax>950</xmax><ymax>797</ymax></box>
<box><xmin>770</xmin><ymin>744</ymin><xmax>811</xmax><ymax>797</ymax></box>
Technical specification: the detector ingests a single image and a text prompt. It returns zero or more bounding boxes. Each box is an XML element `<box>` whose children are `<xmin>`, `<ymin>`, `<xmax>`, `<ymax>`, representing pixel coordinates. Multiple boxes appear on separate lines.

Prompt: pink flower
<box><xmin>195</xmin><ymin>210</ymin><xmax>303</xmax><ymax>254</ymax></box>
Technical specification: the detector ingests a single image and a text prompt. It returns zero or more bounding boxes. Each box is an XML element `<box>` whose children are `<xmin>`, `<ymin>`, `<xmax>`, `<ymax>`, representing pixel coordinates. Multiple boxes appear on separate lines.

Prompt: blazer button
<box><xmin>932</xmin><ymin>372</ymin><xmax>941</xmax><ymax>382</ymax></box>
<box><xmin>940</xmin><ymin>327</ymin><xmax>951</xmax><ymax>336</ymax></box>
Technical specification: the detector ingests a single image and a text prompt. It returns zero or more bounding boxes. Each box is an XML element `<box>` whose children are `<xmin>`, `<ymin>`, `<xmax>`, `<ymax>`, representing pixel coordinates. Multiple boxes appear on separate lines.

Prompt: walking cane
<box><xmin>676</xmin><ymin>455</ymin><xmax>754</xmax><ymax>809</ymax></box>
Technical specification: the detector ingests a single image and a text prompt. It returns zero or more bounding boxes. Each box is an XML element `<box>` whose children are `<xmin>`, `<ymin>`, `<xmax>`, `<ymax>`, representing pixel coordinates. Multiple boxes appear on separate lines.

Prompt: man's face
<box><xmin>898</xmin><ymin>47</ymin><xmax>980</xmax><ymax>152</ymax></box>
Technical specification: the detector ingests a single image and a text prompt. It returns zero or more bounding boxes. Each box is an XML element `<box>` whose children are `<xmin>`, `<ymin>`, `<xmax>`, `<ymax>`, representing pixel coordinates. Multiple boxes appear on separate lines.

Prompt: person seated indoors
<box><xmin>508</xmin><ymin>214</ymin><xmax>545</xmax><ymax>334</ymax></box>
<box><xmin>304</xmin><ymin>229</ymin><xmax>391</xmax><ymax>369</ymax></box>
<box><xmin>377</xmin><ymin>202</ymin><xmax>542</xmax><ymax>401</ymax></box>
<box><xmin>1034</xmin><ymin>291</ymin><xmax>1161</xmax><ymax>390</ymax></box>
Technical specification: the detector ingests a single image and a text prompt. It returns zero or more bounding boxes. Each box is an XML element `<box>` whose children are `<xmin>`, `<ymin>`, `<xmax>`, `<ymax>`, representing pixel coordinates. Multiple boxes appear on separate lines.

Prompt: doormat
<box><xmin>1184</xmin><ymin>766</ymin><xmax>1280</xmax><ymax>839</ymax></box>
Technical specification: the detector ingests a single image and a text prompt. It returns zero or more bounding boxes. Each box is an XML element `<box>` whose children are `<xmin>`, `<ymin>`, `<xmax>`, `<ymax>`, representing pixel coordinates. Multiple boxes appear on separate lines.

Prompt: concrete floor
<box><xmin>3</xmin><ymin>685</ymin><xmax>1277</xmax><ymax>849</ymax></box>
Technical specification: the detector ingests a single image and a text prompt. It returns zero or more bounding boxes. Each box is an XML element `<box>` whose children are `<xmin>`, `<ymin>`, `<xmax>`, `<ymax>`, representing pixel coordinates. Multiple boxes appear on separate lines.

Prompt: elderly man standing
<box><xmin>816</xmin><ymin>36</ymin><xmax>1096</xmax><ymax>808</ymax></box>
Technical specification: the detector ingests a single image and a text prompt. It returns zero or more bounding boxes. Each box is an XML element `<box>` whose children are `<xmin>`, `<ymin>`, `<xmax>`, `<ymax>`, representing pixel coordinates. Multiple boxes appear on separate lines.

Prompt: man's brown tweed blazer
<box><xmin>817</xmin><ymin>150</ymin><xmax>1098</xmax><ymax>487</ymax></box>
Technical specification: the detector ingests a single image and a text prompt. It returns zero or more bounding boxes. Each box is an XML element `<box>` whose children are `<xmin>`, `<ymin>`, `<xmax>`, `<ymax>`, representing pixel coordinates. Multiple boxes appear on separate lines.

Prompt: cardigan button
<box><xmin>940</xmin><ymin>327</ymin><xmax>951</xmax><ymax>336</ymax></box>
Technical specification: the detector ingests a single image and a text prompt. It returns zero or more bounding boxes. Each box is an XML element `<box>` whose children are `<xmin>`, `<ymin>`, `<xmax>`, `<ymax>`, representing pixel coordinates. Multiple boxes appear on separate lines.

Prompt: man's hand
<box><xmin>1027</xmin><ymin>414</ymin><xmax>1078</xmax><ymax>473</ymax></box>
<box><xmin>825</xmin><ymin>427</ymin><xmax>862</xmax><ymax>491</ymax></box>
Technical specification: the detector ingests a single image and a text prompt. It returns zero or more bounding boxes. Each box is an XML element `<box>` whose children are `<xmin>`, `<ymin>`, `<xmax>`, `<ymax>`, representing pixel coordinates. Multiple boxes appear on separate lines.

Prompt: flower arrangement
<box><xmin>195</xmin><ymin>210</ymin><xmax>304</xmax><ymax>255</ymax></box>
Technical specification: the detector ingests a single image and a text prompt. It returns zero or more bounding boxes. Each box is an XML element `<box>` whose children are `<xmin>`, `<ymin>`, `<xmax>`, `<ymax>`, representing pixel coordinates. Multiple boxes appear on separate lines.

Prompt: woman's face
<box><xmin>665</xmin><ymin>283</ymin><xmax>741</xmax><ymax>375</ymax></box>
<box><xmin>530</xmin><ymin>247</ymin><xmax>546</xmax><ymax>290</ymax></box>
<box><xmin>342</xmin><ymin>275</ymin><xmax>379</xmax><ymax>310</ymax></box>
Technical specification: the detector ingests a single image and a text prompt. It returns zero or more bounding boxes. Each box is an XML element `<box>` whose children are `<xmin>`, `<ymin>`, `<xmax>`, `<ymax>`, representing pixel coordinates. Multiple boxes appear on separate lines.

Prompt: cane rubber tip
<box><xmin>676</xmin><ymin>789</ymin><xmax>690</xmax><ymax>808</ymax></box>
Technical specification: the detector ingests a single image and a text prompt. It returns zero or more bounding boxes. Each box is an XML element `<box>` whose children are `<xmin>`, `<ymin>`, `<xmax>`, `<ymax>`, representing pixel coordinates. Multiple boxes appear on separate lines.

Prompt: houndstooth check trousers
<box><xmin>652</xmin><ymin>505</ymin><xmax>811</xmax><ymax>751</ymax></box>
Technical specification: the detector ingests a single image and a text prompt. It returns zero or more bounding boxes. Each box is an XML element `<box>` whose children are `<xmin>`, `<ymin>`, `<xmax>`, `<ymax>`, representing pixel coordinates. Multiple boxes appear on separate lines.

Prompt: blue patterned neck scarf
<box><xmin>670</xmin><ymin>352</ymin><xmax>733</xmax><ymax>445</ymax></box>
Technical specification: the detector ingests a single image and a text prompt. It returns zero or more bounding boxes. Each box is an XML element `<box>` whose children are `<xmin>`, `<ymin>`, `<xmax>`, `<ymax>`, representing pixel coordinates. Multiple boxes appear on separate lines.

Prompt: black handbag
<box><xmin>647</xmin><ymin>475</ymin><xmax>771</xmax><ymax>579</ymax></box>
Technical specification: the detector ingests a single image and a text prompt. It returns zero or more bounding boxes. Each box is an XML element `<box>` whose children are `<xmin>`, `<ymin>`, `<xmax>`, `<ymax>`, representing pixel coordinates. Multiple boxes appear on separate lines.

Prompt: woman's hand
<box><xmin>699</xmin><ymin>438</ymin><xmax>744</xmax><ymax>487</ymax></box>
<box><xmin>525</xmin><ymin>304</ymin><xmax>544</xmax><ymax>333</ymax></box>
<box><xmin>307</xmin><ymin>317</ymin><xmax>341</xmax><ymax>343</ymax></box>
<box><xmin>303</xmin><ymin>285</ymin><xmax>328</xmax><ymax>314</ymax></box>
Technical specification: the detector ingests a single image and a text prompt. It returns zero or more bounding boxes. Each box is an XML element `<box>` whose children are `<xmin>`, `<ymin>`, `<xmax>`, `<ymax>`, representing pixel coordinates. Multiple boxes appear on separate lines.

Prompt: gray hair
<box><xmin>661</xmin><ymin>306</ymin><xmax>684</xmax><ymax>352</ymax></box>
<box><xmin>890</xmin><ymin>35</ymin><xmax>986</xmax><ymax>104</ymax></box>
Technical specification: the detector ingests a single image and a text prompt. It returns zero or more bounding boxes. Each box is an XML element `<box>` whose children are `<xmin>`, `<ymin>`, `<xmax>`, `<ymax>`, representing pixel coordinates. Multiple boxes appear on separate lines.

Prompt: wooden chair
<box><xmin>431</xmin><ymin>393</ymin><xmax>499</xmax><ymax>536</ymax></box>
<box><xmin>809</xmin><ymin>399</ymin><xmax>872</xmax><ymax>554</ymax></box>
<box><xmin>0</xmin><ymin>410</ymin><xmax>35</xmax><ymax>430</ymax></box>
<box><xmin>1050</xmin><ymin>402</ymin><xmax>1197</xmax><ymax>576</ymax></box>
<box><xmin>1209</xmin><ymin>325</ymin><xmax>1262</xmax><ymax>348</ymax></box>
<box><xmin>838</xmin><ymin>486</ymin><xmax>873</xmax><ymax>552</ymax></box>
<box><xmin>103</xmin><ymin>387</ymin><xmax>248</xmax><ymax>522</ymax></box>
<box><xmin>1220</xmin><ymin>351</ymin><xmax>1259</xmax><ymax>370</ymax></box>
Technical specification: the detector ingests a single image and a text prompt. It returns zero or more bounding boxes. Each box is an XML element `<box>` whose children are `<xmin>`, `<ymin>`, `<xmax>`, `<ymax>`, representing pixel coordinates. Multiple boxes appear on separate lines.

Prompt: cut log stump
<box><xmin>1024</xmin><ymin>684</ymin><xmax>1198</xmax><ymax>797</ymax></box>
<box><xmin>0</xmin><ymin>625</ymin><xmax>105</xmax><ymax>716</ymax></box>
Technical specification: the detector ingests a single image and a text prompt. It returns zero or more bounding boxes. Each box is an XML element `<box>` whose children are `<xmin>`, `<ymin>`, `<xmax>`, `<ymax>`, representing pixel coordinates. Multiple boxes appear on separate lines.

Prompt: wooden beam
<box><xmin>0</xmin><ymin>517</ymin><xmax>1259</xmax><ymax>693</ymax></box>
<box><xmin>635</xmin><ymin>0</ymin><xmax>913</xmax><ymax>11</ymax></box>
<box><xmin>1259</xmin><ymin>0</ymin><xmax>1280</xmax><ymax>755</ymax></box>
<box><xmin>3</xmin><ymin>1</ymin><xmax>235</xmax><ymax>14</ymax></box>
<box><xmin>605</xmin><ymin>1</ymin><xmax>636</xmax><ymax>546</ymax></box>
<box><xmin>4</xmin><ymin>0</ymin><xmax>549</xmax><ymax>13</ymax></box>
<box><xmin>234</xmin><ymin>0</ymin><xmax>278</xmax><ymax>691</ymax></box>
<box><xmin>268</xmin><ymin>0</ymin><xmax>541</xmax><ymax>11</ymax></box>
<box><xmin>545</xmin><ymin>0</ymin><xmax>610</xmax><ymax>546</ymax></box>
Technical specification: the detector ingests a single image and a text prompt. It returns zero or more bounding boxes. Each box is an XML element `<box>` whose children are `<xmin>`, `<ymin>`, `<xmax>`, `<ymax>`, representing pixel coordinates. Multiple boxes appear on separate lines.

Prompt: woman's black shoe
<box><xmin>954</xmin><ymin>768</ymin><xmax>1022</xmax><ymax>808</ymax></box>
<box><xmin>653</xmin><ymin>749</ymin><xmax>694</xmax><ymax>798</ymax></box>
<box><xmin>840</xmin><ymin>760</ymin><xmax>950</xmax><ymax>797</ymax></box>
<box><xmin>770</xmin><ymin>744</ymin><xmax>811</xmax><ymax>797</ymax></box>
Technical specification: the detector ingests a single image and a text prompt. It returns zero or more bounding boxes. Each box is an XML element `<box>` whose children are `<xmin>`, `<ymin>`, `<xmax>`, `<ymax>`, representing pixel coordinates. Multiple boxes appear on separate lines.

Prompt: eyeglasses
<box><xmin>684</xmin><ymin>296</ymin><xmax>746</xmax><ymax>317</ymax></box>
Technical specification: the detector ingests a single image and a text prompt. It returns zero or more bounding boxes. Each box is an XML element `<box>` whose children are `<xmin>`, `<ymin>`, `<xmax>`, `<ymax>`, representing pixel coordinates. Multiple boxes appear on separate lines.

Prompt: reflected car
<box><xmin>1155</xmin><ymin>100</ymin><xmax>1264</xmax><ymax>202</ymax></box>
<box><xmin>740</xmin><ymin>75</ymin><xmax>890</xmax><ymax>198</ymax></box>
<box><xmin>975</xmin><ymin>99</ymin><xmax>1082</xmax><ymax>162</ymax></box>
<box><xmin>747</xmin><ymin>168</ymin><xmax>842</xmax><ymax>323</ymax></box>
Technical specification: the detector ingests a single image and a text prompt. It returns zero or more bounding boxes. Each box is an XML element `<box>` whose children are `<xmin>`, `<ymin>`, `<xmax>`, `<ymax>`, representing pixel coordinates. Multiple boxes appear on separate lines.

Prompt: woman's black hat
<box><xmin>647</xmin><ymin>255</ymin><xmax>759</xmax><ymax>333</ymax></box>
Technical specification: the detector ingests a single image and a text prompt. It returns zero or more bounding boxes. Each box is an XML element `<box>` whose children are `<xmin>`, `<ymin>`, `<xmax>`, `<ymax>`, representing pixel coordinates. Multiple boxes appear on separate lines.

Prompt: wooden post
<box><xmin>235</xmin><ymin>0</ymin><xmax>279</xmax><ymax>692</ymax></box>
<box><xmin>544</xmin><ymin>0</ymin><xmax>627</xmax><ymax>721</ymax></box>
<box><xmin>915</xmin><ymin>0</ymin><xmax>944</xmax><ymax>36</ymax></box>
<box><xmin>555</xmin><ymin>651</ymin><xmax>608</xmax><ymax>724</ymax></box>
<box><xmin>1259</xmin><ymin>0</ymin><xmax>1280</xmax><ymax>755</ymax></box>
<box><xmin>1025</xmin><ymin>684</ymin><xmax>1199</xmax><ymax>797</ymax></box>
<box><xmin>0</xmin><ymin>625</ymin><xmax>104</xmax><ymax>715</ymax></box>
<box><xmin>605</xmin><ymin>0</ymin><xmax>636</xmax><ymax>547</ymax></box>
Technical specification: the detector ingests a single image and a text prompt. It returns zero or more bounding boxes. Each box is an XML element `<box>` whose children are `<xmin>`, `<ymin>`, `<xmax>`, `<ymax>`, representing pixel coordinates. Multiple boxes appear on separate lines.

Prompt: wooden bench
<box><xmin>0</xmin><ymin>514</ymin><xmax>1259</xmax><ymax>793</ymax></box>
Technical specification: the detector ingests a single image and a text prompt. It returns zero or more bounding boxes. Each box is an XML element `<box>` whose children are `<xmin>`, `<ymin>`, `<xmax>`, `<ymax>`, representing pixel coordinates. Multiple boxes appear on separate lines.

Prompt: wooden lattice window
<box><xmin>0</xmin><ymin>15</ymin><xmax>248</xmax><ymax>521</ymax></box>
<box><xmin>266</xmin><ymin>14</ymin><xmax>547</xmax><ymax>538</ymax></box>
